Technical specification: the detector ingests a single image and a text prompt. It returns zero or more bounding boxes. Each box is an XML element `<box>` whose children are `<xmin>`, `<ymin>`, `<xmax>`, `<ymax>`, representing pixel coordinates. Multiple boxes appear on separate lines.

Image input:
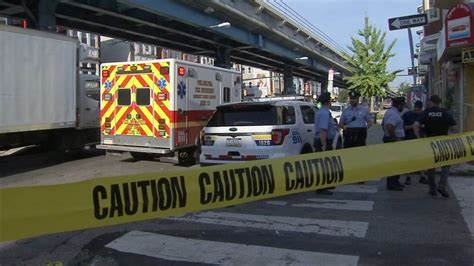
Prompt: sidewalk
<box><xmin>367</xmin><ymin>125</ymin><xmax>473</xmax><ymax>177</ymax></box>
<box><xmin>450</xmin><ymin>161</ymin><xmax>474</xmax><ymax>176</ymax></box>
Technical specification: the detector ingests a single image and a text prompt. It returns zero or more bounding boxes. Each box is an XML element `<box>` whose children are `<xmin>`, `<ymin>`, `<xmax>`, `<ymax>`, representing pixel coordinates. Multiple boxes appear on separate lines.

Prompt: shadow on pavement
<box><xmin>0</xmin><ymin>147</ymin><xmax>105</xmax><ymax>178</ymax></box>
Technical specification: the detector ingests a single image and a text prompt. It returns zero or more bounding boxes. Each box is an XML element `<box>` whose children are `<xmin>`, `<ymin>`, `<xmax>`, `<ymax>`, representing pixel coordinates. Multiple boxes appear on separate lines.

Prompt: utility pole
<box><xmin>407</xmin><ymin>28</ymin><xmax>417</xmax><ymax>86</ymax></box>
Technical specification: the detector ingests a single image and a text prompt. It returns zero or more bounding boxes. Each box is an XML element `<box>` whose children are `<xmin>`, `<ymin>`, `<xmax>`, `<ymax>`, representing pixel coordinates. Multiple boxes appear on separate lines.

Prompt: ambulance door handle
<box><xmin>307</xmin><ymin>129</ymin><xmax>312</xmax><ymax>132</ymax></box>
<box><xmin>85</xmin><ymin>108</ymin><xmax>91</xmax><ymax>111</ymax></box>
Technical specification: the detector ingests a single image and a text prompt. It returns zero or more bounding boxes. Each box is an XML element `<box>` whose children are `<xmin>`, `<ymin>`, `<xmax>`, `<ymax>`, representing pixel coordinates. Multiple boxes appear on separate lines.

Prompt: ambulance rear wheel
<box><xmin>130</xmin><ymin>152</ymin><xmax>155</xmax><ymax>161</ymax></box>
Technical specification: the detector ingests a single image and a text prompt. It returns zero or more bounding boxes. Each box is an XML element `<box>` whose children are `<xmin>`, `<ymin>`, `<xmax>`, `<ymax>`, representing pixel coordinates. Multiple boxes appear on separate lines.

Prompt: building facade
<box><xmin>418</xmin><ymin>0</ymin><xmax>474</xmax><ymax>132</ymax></box>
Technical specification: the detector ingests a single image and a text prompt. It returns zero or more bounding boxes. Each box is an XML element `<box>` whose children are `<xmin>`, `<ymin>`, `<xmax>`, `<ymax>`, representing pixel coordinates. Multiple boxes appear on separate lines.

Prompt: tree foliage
<box><xmin>398</xmin><ymin>82</ymin><xmax>411</xmax><ymax>96</ymax></box>
<box><xmin>337</xmin><ymin>89</ymin><xmax>350</xmax><ymax>103</ymax></box>
<box><xmin>343</xmin><ymin>17</ymin><xmax>402</xmax><ymax>99</ymax></box>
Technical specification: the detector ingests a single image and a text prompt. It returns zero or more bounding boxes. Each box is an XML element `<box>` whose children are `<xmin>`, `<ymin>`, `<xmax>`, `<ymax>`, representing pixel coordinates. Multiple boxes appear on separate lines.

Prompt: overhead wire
<box><xmin>266</xmin><ymin>0</ymin><xmax>351</xmax><ymax>55</ymax></box>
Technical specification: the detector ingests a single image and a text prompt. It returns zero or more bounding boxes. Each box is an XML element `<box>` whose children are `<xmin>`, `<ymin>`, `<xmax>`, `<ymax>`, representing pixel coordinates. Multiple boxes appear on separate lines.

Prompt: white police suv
<box><xmin>199</xmin><ymin>100</ymin><xmax>318</xmax><ymax>165</ymax></box>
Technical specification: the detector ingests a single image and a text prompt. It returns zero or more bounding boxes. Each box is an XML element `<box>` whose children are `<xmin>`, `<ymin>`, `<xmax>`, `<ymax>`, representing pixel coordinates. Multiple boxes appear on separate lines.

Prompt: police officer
<box><xmin>414</xmin><ymin>95</ymin><xmax>457</xmax><ymax>197</ymax></box>
<box><xmin>339</xmin><ymin>90</ymin><xmax>373</xmax><ymax>148</ymax></box>
<box><xmin>382</xmin><ymin>96</ymin><xmax>406</xmax><ymax>191</ymax></box>
<box><xmin>314</xmin><ymin>92</ymin><xmax>337</xmax><ymax>195</ymax></box>
<box><xmin>401</xmin><ymin>100</ymin><xmax>427</xmax><ymax>185</ymax></box>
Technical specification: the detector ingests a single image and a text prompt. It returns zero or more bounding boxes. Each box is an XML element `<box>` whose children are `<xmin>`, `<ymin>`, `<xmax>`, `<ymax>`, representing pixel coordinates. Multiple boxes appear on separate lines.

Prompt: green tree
<box><xmin>343</xmin><ymin>16</ymin><xmax>402</xmax><ymax>111</ymax></box>
<box><xmin>337</xmin><ymin>89</ymin><xmax>350</xmax><ymax>103</ymax></box>
<box><xmin>398</xmin><ymin>82</ymin><xmax>411</xmax><ymax>96</ymax></box>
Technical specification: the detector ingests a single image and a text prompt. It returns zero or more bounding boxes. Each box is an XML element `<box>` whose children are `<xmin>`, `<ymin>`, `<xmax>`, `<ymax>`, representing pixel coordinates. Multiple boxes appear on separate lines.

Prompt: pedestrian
<box><xmin>314</xmin><ymin>92</ymin><xmax>337</xmax><ymax>195</ymax></box>
<box><xmin>382</xmin><ymin>96</ymin><xmax>406</xmax><ymax>191</ymax></box>
<box><xmin>401</xmin><ymin>100</ymin><xmax>428</xmax><ymax>185</ymax></box>
<box><xmin>414</xmin><ymin>95</ymin><xmax>457</xmax><ymax>198</ymax></box>
<box><xmin>339</xmin><ymin>90</ymin><xmax>373</xmax><ymax>148</ymax></box>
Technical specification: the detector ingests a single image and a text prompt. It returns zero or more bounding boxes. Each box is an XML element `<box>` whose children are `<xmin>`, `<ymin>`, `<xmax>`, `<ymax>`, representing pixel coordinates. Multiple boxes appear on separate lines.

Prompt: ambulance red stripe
<box><xmin>100</xmin><ymin>75</ymin><xmax>133</xmax><ymax>118</ymax></box>
<box><xmin>101</xmin><ymin>65</ymin><xmax>115</xmax><ymax>84</ymax></box>
<box><xmin>133</xmin><ymin>105</ymin><xmax>155</xmax><ymax>136</ymax></box>
<box><xmin>110</xmin><ymin>105</ymin><xmax>133</xmax><ymax>135</ymax></box>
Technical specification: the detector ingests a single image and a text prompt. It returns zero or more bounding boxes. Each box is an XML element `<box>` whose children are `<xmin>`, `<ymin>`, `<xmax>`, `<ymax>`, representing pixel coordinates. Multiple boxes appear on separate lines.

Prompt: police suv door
<box><xmin>299</xmin><ymin>104</ymin><xmax>316</xmax><ymax>152</ymax></box>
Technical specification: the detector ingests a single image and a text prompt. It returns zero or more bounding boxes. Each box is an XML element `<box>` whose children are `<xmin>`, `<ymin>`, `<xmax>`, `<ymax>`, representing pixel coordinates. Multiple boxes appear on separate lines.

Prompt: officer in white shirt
<box><xmin>382</xmin><ymin>97</ymin><xmax>406</xmax><ymax>191</ymax></box>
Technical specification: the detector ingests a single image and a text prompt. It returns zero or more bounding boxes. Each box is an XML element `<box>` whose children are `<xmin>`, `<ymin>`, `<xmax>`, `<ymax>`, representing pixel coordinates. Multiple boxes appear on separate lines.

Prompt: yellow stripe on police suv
<box><xmin>252</xmin><ymin>135</ymin><xmax>272</xmax><ymax>140</ymax></box>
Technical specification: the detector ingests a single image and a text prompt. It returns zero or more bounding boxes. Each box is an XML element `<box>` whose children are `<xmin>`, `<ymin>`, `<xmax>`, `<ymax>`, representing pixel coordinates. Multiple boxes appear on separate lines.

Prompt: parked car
<box><xmin>199</xmin><ymin>100</ymin><xmax>319</xmax><ymax>165</ymax></box>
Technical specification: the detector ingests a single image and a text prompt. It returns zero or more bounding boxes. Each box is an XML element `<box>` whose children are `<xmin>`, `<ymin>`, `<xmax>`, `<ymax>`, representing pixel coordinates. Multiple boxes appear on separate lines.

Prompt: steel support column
<box><xmin>214</xmin><ymin>46</ymin><xmax>232</xmax><ymax>69</ymax></box>
<box><xmin>282</xmin><ymin>66</ymin><xmax>294</xmax><ymax>95</ymax></box>
<box><xmin>320</xmin><ymin>74</ymin><xmax>328</xmax><ymax>94</ymax></box>
<box><xmin>38</xmin><ymin>0</ymin><xmax>59</xmax><ymax>31</ymax></box>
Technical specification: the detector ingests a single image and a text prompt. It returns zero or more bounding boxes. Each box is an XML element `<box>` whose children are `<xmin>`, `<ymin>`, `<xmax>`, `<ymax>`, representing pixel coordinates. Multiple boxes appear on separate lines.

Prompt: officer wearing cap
<box><xmin>314</xmin><ymin>92</ymin><xmax>337</xmax><ymax>195</ymax></box>
<box><xmin>339</xmin><ymin>90</ymin><xmax>373</xmax><ymax>148</ymax></box>
<box><xmin>414</xmin><ymin>95</ymin><xmax>457</xmax><ymax>198</ymax></box>
<box><xmin>382</xmin><ymin>96</ymin><xmax>406</xmax><ymax>191</ymax></box>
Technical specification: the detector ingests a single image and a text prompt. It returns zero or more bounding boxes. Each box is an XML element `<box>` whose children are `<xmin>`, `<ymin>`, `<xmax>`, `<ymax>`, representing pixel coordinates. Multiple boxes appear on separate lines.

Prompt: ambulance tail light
<box><xmin>105</xmin><ymin>117</ymin><xmax>111</xmax><ymax>128</ymax></box>
<box><xmin>157</xmin><ymin>93</ymin><xmax>167</xmax><ymax>101</ymax></box>
<box><xmin>178</xmin><ymin>67</ymin><xmax>186</xmax><ymax>76</ymax></box>
<box><xmin>102</xmin><ymin>70</ymin><xmax>110</xmax><ymax>78</ymax></box>
<box><xmin>161</xmin><ymin>66</ymin><xmax>169</xmax><ymax>75</ymax></box>
<box><xmin>158</xmin><ymin>119</ymin><xmax>166</xmax><ymax>130</ymax></box>
<box><xmin>271</xmin><ymin>128</ymin><xmax>289</xmax><ymax>145</ymax></box>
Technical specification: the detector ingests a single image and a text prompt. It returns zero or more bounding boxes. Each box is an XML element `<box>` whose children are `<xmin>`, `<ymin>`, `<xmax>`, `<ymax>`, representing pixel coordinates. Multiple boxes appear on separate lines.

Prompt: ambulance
<box><xmin>97</xmin><ymin>59</ymin><xmax>242</xmax><ymax>164</ymax></box>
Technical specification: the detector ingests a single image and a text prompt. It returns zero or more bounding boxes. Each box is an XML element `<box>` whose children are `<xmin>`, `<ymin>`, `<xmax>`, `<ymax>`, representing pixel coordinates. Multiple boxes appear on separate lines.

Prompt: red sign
<box><xmin>445</xmin><ymin>3</ymin><xmax>474</xmax><ymax>48</ymax></box>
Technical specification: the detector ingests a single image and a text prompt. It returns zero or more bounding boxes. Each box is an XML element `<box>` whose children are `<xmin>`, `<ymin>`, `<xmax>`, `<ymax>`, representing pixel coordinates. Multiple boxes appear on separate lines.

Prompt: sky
<box><xmin>283</xmin><ymin>0</ymin><xmax>422</xmax><ymax>88</ymax></box>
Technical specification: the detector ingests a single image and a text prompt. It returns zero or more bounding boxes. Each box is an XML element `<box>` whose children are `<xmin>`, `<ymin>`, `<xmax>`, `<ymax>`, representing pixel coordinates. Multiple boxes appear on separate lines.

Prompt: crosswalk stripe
<box><xmin>267</xmin><ymin>199</ymin><xmax>373</xmax><ymax>211</ymax></box>
<box><xmin>295</xmin><ymin>199</ymin><xmax>374</xmax><ymax>211</ymax></box>
<box><xmin>106</xmin><ymin>230</ymin><xmax>359</xmax><ymax>265</ymax></box>
<box><xmin>449</xmin><ymin>178</ymin><xmax>474</xmax><ymax>239</ymax></box>
<box><xmin>265</xmin><ymin>200</ymin><xmax>288</xmax><ymax>206</ymax></box>
<box><xmin>334</xmin><ymin>185</ymin><xmax>378</xmax><ymax>193</ymax></box>
<box><xmin>169</xmin><ymin>211</ymin><xmax>368</xmax><ymax>238</ymax></box>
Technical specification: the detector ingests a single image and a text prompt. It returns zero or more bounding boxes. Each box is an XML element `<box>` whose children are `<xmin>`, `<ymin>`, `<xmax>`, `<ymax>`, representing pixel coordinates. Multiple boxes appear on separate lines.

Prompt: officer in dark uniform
<box><xmin>339</xmin><ymin>90</ymin><xmax>373</xmax><ymax>148</ymax></box>
<box><xmin>414</xmin><ymin>95</ymin><xmax>457</xmax><ymax>197</ymax></box>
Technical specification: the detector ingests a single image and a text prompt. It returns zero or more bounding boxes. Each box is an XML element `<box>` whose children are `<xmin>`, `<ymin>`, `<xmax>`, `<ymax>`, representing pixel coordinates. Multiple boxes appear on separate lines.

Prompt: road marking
<box><xmin>267</xmin><ymin>199</ymin><xmax>374</xmax><ymax>211</ymax></box>
<box><xmin>449</xmin><ymin>178</ymin><xmax>474</xmax><ymax>239</ymax></box>
<box><xmin>334</xmin><ymin>185</ymin><xmax>378</xmax><ymax>193</ymax></box>
<box><xmin>265</xmin><ymin>200</ymin><xmax>288</xmax><ymax>206</ymax></box>
<box><xmin>295</xmin><ymin>199</ymin><xmax>374</xmax><ymax>211</ymax></box>
<box><xmin>106</xmin><ymin>230</ymin><xmax>359</xmax><ymax>265</ymax></box>
<box><xmin>169</xmin><ymin>211</ymin><xmax>368</xmax><ymax>238</ymax></box>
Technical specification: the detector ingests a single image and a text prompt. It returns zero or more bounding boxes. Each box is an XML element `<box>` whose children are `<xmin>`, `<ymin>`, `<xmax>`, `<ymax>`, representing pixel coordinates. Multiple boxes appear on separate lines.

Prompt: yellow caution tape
<box><xmin>1</xmin><ymin>132</ymin><xmax>473</xmax><ymax>242</ymax></box>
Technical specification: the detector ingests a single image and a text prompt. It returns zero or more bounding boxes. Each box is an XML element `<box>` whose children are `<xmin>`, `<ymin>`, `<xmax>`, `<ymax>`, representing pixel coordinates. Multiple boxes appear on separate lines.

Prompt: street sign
<box><xmin>408</xmin><ymin>67</ymin><xmax>418</xmax><ymax>75</ymax></box>
<box><xmin>388</xmin><ymin>14</ymin><xmax>428</xmax><ymax>31</ymax></box>
<box><xmin>462</xmin><ymin>47</ymin><xmax>474</xmax><ymax>63</ymax></box>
